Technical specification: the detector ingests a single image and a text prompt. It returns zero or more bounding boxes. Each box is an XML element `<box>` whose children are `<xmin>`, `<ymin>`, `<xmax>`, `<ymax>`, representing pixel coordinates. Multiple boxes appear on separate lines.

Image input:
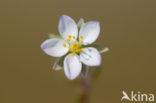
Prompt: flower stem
<box><xmin>75</xmin><ymin>66</ymin><xmax>102</xmax><ymax>103</ymax></box>
<box><xmin>79</xmin><ymin>77</ymin><xmax>90</xmax><ymax>103</ymax></box>
<box><xmin>76</xmin><ymin>66</ymin><xmax>90</xmax><ymax>103</ymax></box>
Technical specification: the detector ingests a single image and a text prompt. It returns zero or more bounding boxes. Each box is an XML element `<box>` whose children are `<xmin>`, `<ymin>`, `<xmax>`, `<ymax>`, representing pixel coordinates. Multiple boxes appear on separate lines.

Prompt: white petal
<box><xmin>58</xmin><ymin>15</ymin><xmax>78</xmax><ymax>40</ymax></box>
<box><xmin>64</xmin><ymin>54</ymin><xmax>82</xmax><ymax>80</ymax></box>
<box><xmin>79</xmin><ymin>21</ymin><xmax>100</xmax><ymax>45</ymax></box>
<box><xmin>41</xmin><ymin>38</ymin><xmax>68</xmax><ymax>57</ymax></box>
<box><xmin>80</xmin><ymin>47</ymin><xmax>101</xmax><ymax>66</ymax></box>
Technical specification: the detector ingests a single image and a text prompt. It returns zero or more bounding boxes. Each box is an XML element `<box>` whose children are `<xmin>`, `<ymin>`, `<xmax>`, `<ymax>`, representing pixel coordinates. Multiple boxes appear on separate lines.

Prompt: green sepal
<box><xmin>52</xmin><ymin>58</ymin><xmax>63</xmax><ymax>71</ymax></box>
<box><xmin>77</xmin><ymin>18</ymin><xmax>85</xmax><ymax>31</ymax></box>
<box><xmin>52</xmin><ymin>53</ymin><xmax>69</xmax><ymax>71</ymax></box>
<box><xmin>48</xmin><ymin>33</ymin><xmax>62</xmax><ymax>39</ymax></box>
<box><xmin>82</xmin><ymin>44</ymin><xmax>109</xmax><ymax>54</ymax></box>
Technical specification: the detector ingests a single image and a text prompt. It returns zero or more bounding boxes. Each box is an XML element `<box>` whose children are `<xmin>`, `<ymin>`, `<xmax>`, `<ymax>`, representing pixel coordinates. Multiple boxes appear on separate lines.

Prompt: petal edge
<box><xmin>79</xmin><ymin>21</ymin><xmax>100</xmax><ymax>45</ymax></box>
<box><xmin>58</xmin><ymin>15</ymin><xmax>78</xmax><ymax>40</ymax></box>
<box><xmin>41</xmin><ymin>38</ymin><xmax>69</xmax><ymax>57</ymax></box>
<box><xmin>80</xmin><ymin>47</ymin><xmax>101</xmax><ymax>66</ymax></box>
<box><xmin>64</xmin><ymin>54</ymin><xmax>82</xmax><ymax>80</ymax></box>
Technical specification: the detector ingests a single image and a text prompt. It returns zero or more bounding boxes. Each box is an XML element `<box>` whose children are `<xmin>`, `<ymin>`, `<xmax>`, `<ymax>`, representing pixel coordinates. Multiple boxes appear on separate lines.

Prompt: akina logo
<box><xmin>121</xmin><ymin>91</ymin><xmax>155</xmax><ymax>102</ymax></box>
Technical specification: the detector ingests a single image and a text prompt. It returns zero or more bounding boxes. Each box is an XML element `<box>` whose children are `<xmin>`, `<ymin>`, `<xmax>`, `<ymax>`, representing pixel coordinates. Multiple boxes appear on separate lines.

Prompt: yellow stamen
<box><xmin>68</xmin><ymin>40</ymin><xmax>84</xmax><ymax>54</ymax></box>
<box><xmin>76</xmin><ymin>49</ymin><xmax>80</xmax><ymax>53</ymax></box>
<box><xmin>72</xmin><ymin>53</ymin><xmax>76</xmax><ymax>56</ymax></box>
<box><xmin>68</xmin><ymin>35</ymin><xmax>72</xmax><ymax>39</ymax></box>
<box><xmin>80</xmin><ymin>35</ymin><xmax>83</xmax><ymax>39</ymax></box>
<box><xmin>81</xmin><ymin>48</ymin><xmax>84</xmax><ymax>51</ymax></box>
<box><xmin>62</xmin><ymin>43</ymin><xmax>66</xmax><ymax>47</ymax></box>
<box><xmin>80</xmin><ymin>41</ymin><xmax>83</xmax><ymax>44</ymax></box>
<box><xmin>73</xmin><ymin>36</ymin><xmax>76</xmax><ymax>39</ymax></box>
<box><xmin>73</xmin><ymin>44</ymin><xmax>79</xmax><ymax>50</ymax></box>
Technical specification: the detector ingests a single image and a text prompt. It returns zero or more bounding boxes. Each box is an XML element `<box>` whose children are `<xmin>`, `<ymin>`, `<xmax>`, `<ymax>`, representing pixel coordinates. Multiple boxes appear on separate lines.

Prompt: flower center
<box><xmin>62</xmin><ymin>35</ymin><xmax>84</xmax><ymax>56</ymax></box>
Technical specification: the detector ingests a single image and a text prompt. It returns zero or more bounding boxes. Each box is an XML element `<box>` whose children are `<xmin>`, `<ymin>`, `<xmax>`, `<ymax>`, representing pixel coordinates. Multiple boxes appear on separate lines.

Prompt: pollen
<box><xmin>62</xmin><ymin>43</ymin><xmax>66</xmax><ymax>47</ymax></box>
<box><xmin>80</xmin><ymin>41</ymin><xmax>83</xmax><ymax>44</ymax></box>
<box><xmin>80</xmin><ymin>35</ymin><xmax>83</xmax><ymax>39</ymax></box>
<box><xmin>72</xmin><ymin>53</ymin><xmax>76</xmax><ymax>56</ymax></box>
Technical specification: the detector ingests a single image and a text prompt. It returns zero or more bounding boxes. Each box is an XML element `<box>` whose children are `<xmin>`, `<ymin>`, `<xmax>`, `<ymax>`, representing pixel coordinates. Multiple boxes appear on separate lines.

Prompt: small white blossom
<box><xmin>41</xmin><ymin>15</ymin><xmax>104</xmax><ymax>80</ymax></box>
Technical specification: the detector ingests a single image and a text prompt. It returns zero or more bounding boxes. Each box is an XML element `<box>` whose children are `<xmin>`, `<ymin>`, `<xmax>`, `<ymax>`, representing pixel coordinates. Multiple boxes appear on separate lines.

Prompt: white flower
<box><xmin>41</xmin><ymin>15</ymin><xmax>108</xmax><ymax>80</ymax></box>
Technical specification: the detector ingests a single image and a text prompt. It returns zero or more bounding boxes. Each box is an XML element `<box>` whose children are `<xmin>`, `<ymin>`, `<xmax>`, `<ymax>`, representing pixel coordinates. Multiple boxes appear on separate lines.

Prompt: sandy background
<box><xmin>0</xmin><ymin>0</ymin><xmax>156</xmax><ymax>103</ymax></box>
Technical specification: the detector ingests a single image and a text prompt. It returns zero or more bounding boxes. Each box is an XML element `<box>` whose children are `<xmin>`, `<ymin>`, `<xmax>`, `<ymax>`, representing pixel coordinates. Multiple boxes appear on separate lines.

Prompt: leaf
<box><xmin>48</xmin><ymin>33</ymin><xmax>62</xmax><ymax>39</ymax></box>
<box><xmin>82</xmin><ymin>44</ymin><xmax>109</xmax><ymax>54</ymax></box>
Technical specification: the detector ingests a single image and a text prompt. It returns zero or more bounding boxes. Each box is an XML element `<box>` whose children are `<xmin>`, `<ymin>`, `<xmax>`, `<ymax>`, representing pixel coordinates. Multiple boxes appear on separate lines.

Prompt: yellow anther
<box><xmin>81</xmin><ymin>48</ymin><xmax>84</xmax><ymax>51</ymax></box>
<box><xmin>73</xmin><ymin>44</ymin><xmax>79</xmax><ymax>49</ymax></box>
<box><xmin>72</xmin><ymin>53</ymin><xmax>76</xmax><ymax>56</ymax></box>
<box><xmin>68</xmin><ymin>40</ymin><xmax>83</xmax><ymax>54</ymax></box>
<box><xmin>62</xmin><ymin>43</ymin><xmax>66</xmax><ymax>47</ymax></box>
<box><xmin>80</xmin><ymin>41</ymin><xmax>83</xmax><ymax>44</ymax></box>
<box><xmin>68</xmin><ymin>35</ymin><xmax>72</xmax><ymax>39</ymax></box>
<box><xmin>76</xmin><ymin>49</ymin><xmax>80</xmax><ymax>53</ymax></box>
<box><xmin>80</xmin><ymin>35</ymin><xmax>83</xmax><ymax>39</ymax></box>
<box><xmin>73</xmin><ymin>36</ymin><xmax>76</xmax><ymax>39</ymax></box>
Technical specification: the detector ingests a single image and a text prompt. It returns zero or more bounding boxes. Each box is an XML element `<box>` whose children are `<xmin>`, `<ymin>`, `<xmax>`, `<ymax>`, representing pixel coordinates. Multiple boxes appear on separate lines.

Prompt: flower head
<box><xmin>41</xmin><ymin>15</ymin><xmax>108</xmax><ymax>80</ymax></box>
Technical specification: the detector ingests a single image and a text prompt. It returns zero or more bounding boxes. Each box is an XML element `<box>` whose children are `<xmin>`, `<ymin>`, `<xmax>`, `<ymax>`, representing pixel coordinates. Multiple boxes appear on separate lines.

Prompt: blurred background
<box><xmin>0</xmin><ymin>0</ymin><xmax>156</xmax><ymax>103</ymax></box>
